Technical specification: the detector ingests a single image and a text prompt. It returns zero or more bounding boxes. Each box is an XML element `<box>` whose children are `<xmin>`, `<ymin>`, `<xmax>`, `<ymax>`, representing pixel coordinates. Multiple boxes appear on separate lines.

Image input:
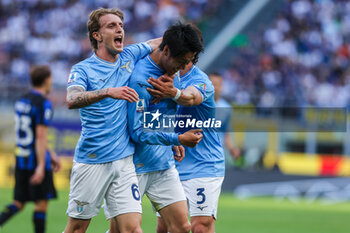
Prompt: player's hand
<box><xmin>30</xmin><ymin>166</ymin><xmax>45</xmax><ymax>185</ymax></box>
<box><xmin>147</xmin><ymin>75</ymin><xmax>177</xmax><ymax>99</ymax></box>
<box><xmin>178</xmin><ymin>129</ymin><xmax>203</xmax><ymax>148</ymax></box>
<box><xmin>51</xmin><ymin>152</ymin><xmax>61</xmax><ymax>173</ymax></box>
<box><xmin>172</xmin><ymin>145</ymin><xmax>185</xmax><ymax>162</ymax></box>
<box><xmin>107</xmin><ymin>86</ymin><xmax>139</xmax><ymax>103</ymax></box>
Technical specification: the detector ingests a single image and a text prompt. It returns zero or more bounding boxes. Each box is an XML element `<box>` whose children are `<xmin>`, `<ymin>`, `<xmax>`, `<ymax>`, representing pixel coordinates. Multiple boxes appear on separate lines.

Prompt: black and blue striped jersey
<box><xmin>14</xmin><ymin>90</ymin><xmax>53</xmax><ymax>171</ymax></box>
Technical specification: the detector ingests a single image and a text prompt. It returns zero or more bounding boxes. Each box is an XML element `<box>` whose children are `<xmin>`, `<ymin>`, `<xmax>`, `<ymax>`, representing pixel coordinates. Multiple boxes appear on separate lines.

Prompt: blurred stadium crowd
<box><xmin>0</xmin><ymin>0</ymin><xmax>222</xmax><ymax>105</ymax></box>
<box><xmin>1</xmin><ymin>0</ymin><xmax>350</xmax><ymax>108</ymax></box>
<box><xmin>220</xmin><ymin>0</ymin><xmax>350</xmax><ymax>107</ymax></box>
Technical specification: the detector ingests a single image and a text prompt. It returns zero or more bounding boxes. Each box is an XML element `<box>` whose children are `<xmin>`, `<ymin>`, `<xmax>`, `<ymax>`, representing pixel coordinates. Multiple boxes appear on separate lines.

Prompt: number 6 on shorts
<box><xmin>131</xmin><ymin>183</ymin><xmax>141</xmax><ymax>201</ymax></box>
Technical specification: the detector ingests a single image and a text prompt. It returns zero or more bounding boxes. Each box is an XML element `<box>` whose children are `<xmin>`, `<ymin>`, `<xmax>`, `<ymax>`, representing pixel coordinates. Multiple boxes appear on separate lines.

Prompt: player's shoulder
<box><xmin>192</xmin><ymin>66</ymin><xmax>214</xmax><ymax>91</ymax></box>
<box><xmin>120</xmin><ymin>43</ymin><xmax>142</xmax><ymax>60</ymax></box>
<box><xmin>15</xmin><ymin>92</ymin><xmax>31</xmax><ymax>108</ymax></box>
<box><xmin>71</xmin><ymin>55</ymin><xmax>95</xmax><ymax>72</ymax></box>
<box><xmin>193</xmin><ymin>66</ymin><xmax>208</xmax><ymax>78</ymax></box>
<box><xmin>31</xmin><ymin>92</ymin><xmax>52</xmax><ymax>108</ymax></box>
<box><xmin>130</xmin><ymin>57</ymin><xmax>153</xmax><ymax>83</ymax></box>
<box><xmin>122</xmin><ymin>42</ymin><xmax>150</xmax><ymax>54</ymax></box>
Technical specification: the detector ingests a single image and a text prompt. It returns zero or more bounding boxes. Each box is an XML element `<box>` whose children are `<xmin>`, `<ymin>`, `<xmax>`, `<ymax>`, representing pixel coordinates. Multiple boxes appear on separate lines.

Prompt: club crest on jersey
<box><xmin>121</xmin><ymin>60</ymin><xmax>132</xmax><ymax>73</ymax></box>
<box><xmin>136</xmin><ymin>99</ymin><xmax>145</xmax><ymax>113</ymax></box>
<box><xmin>199</xmin><ymin>83</ymin><xmax>206</xmax><ymax>91</ymax></box>
<box><xmin>68</xmin><ymin>72</ymin><xmax>77</xmax><ymax>84</ymax></box>
<box><xmin>74</xmin><ymin>200</ymin><xmax>89</xmax><ymax>213</ymax></box>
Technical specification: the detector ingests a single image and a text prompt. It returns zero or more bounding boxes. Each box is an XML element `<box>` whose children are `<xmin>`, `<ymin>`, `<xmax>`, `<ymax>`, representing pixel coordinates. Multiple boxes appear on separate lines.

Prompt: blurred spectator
<box><xmin>3</xmin><ymin>0</ymin><xmax>350</xmax><ymax>108</ymax></box>
<box><xmin>0</xmin><ymin>0</ymin><xmax>222</xmax><ymax>105</ymax></box>
<box><xmin>218</xmin><ymin>0</ymin><xmax>350</xmax><ymax>108</ymax></box>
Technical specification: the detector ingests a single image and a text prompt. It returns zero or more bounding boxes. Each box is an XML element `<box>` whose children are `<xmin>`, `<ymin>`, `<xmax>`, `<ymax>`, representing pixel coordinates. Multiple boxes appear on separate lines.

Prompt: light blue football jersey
<box><xmin>128</xmin><ymin>55</ymin><xmax>181</xmax><ymax>174</ymax></box>
<box><xmin>67</xmin><ymin>43</ymin><xmax>152</xmax><ymax>164</ymax></box>
<box><xmin>175</xmin><ymin>65</ymin><xmax>225</xmax><ymax>181</ymax></box>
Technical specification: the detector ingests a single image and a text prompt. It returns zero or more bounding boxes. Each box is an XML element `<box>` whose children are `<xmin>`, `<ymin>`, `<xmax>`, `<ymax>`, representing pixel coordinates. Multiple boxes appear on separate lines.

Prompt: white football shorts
<box><xmin>138</xmin><ymin>166</ymin><xmax>187</xmax><ymax>212</ymax></box>
<box><xmin>181</xmin><ymin>176</ymin><xmax>224</xmax><ymax>219</ymax></box>
<box><xmin>104</xmin><ymin>166</ymin><xmax>186</xmax><ymax>219</ymax></box>
<box><xmin>66</xmin><ymin>155</ymin><xmax>142</xmax><ymax>219</ymax></box>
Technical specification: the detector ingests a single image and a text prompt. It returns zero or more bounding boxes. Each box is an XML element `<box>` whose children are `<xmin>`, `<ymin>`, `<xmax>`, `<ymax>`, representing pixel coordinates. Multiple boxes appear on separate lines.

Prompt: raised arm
<box><xmin>66</xmin><ymin>86</ymin><xmax>139</xmax><ymax>109</ymax></box>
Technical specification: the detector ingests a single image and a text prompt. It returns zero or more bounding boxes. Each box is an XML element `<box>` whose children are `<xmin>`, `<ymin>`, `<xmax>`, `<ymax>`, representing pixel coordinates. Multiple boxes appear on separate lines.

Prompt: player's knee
<box><xmin>120</xmin><ymin>224</ymin><xmax>142</xmax><ymax>233</ymax></box>
<box><xmin>156</xmin><ymin>224</ymin><xmax>167</xmax><ymax>233</ymax></box>
<box><xmin>192</xmin><ymin>224</ymin><xmax>208</xmax><ymax>233</ymax></box>
<box><xmin>168</xmin><ymin>221</ymin><xmax>191</xmax><ymax>233</ymax></box>
<box><xmin>70</xmin><ymin>224</ymin><xmax>89</xmax><ymax>233</ymax></box>
<box><xmin>192</xmin><ymin>220</ymin><xmax>212</xmax><ymax>233</ymax></box>
<box><xmin>13</xmin><ymin>200</ymin><xmax>25</xmax><ymax>210</ymax></box>
<box><xmin>181</xmin><ymin>221</ymin><xmax>191</xmax><ymax>233</ymax></box>
<box><xmin>130</xmin><ymin>226</ymin><xmax>142</xmax><ymax>233</ymax></box>
<box><xmin>65</xmin><ymin>218</ymin><xmax>90</xmax><ymax>233</ymax></box>
<box><xmin>34</xmin><ymin>200</ymin><xmax>48</xmax><ymax>212</ymax></box>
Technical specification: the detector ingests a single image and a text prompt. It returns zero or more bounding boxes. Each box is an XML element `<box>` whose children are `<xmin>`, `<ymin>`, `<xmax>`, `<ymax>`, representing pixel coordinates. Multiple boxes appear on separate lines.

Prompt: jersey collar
<box><xmin>30</xmin><ymin>89</ymin><xmax>44</xmax><ymax>97</ymax></box>
<box><xmin>146</xmin><ymin>55</ymin><xmax>164</xmax><ymax>73</ymax></box>
<box><xmin>180</xmin><ymin>65</ymin><xmax>195</xmax><ymax>80</ymax></box>
<box><xmin>92</xmin><ymin>53</ymin><xmax>120</xmax><ymax>67</ymax></box>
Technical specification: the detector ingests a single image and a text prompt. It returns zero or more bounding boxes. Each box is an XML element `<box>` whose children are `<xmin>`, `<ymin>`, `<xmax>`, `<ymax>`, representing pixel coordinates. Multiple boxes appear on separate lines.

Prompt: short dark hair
<box><xmin>30</xmin><ymin>65</ymin><xmax>51</xmax><ymax>87</ymax></box>
<box><xmin>88</xmin><ymin>8</ymin><xmax>124</xmax><ymax>51</ymax></box>
<box><xmin>159</xmin><ymin>23</ymin><xmax>203</xmax><ymax>61</ymax></box>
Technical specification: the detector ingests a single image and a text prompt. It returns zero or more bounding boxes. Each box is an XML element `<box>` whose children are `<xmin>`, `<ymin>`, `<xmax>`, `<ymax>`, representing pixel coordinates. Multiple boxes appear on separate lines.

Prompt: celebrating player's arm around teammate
<box><xmin>148</xmin><ymin>26</ymin><xmax>225</xmax><ymax>233</ymax></box>
<box><xmin>106</xmin><ymin>23</ymin><xmax>204</xmax><ymax>233</ymax></box>
<box><xmin>0</xmin><ymin>65</ymin><xmax>60</xmax><ymax>233</ymax></box>
<box><xmin>63</xmin><ymin>8</ymin><xmax>161</xmax><ymax>233</ymax></box>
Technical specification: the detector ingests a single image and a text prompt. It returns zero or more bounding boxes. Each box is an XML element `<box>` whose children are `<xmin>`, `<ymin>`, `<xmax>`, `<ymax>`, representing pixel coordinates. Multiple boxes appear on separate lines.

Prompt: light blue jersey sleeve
<box><xmin>67</xmin><ymin>65</ymin><xmax>88</xmax><ymax>91</ymax></box>
<box><xmin>123</xmin><ymin>42</ymin><xmax>153</xmax><ymax>63</ymax></box>
<box><xmin>191</xmin><ymin>76</ymin><xmax>215</xmax><ymax>103</ymax></box>
<box><xmin>127</xmin><ymin>76</ymin><xmax>180</xmax><ymax>146</ymax></box>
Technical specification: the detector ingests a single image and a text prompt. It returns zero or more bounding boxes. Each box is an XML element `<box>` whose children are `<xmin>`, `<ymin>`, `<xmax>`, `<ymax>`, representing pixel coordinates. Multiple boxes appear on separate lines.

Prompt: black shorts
<box><xmin>14</xmin><ymin>169</ymin><xmax>57</xmax><ymax>203</ymax></box>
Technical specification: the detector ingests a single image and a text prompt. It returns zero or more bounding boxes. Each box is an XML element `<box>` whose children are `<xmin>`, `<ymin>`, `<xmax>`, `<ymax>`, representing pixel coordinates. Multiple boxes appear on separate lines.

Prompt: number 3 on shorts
<box><xmin>131</xmin><ymin>184</ymin><xmax>141</xmax><ymax>201</ymax></box>
<box><xmin>196</xmin><ymin>188</ymin><xmax>206</xmax><ymax>204</ymax></box>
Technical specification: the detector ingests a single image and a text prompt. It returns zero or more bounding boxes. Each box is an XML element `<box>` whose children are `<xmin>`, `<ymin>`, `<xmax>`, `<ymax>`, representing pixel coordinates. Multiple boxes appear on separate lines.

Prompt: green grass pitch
<box><xmin>0</xmin><ymin>188</ymin><xmax>349</xmax><ymax>232</ymax></box>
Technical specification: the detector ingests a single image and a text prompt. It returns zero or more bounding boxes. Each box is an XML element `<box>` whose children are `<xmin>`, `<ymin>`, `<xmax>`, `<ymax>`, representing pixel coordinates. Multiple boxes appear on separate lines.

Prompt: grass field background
<box><xmin>0</xmin><ymin>188</ymin><xmax>350</xmax><ymax>233</ymax></box>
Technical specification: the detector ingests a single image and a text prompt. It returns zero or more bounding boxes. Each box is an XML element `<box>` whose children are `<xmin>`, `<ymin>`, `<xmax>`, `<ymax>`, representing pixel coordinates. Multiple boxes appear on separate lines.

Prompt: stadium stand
<box><xmin>215</xmin><ymin>0</ymin><xmax>350</xmax><ymax>107</ymax></box>
<box><xmin>0</xmin><ymin>0</ymin><xmax>223</xmax><ymax>106</ymax></box>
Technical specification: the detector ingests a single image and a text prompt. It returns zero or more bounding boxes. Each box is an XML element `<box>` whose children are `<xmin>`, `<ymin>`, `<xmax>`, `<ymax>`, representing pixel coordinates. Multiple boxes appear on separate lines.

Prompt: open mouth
<box><xmin>114</xmin><ymin>36</ymin><xmax>123</xmax><ymax>47</ymax></box>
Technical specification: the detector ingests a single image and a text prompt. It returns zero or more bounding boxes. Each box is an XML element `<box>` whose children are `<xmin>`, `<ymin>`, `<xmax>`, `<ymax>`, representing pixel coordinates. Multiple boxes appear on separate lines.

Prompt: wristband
<box><xmin>172</xmin><ymin>88</ymin><xmax>181</xmax><ymax>101</ymax></box>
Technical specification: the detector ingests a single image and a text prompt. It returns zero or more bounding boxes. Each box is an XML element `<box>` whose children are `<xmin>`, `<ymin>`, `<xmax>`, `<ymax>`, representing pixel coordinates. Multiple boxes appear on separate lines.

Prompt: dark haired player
<box><xmin>148</xmin><ymin>26</ymin><xmax>225</xmax><ymax>233</ymax></box>
<box><xmin>0</xmin><ymin>65</ymin><xmax>61</xmax><ymax>233</ymax></box>
<box><xmin>106</xmin><ymin>22</ymin><xmax>204</xmax><ymax>233</ymax></box>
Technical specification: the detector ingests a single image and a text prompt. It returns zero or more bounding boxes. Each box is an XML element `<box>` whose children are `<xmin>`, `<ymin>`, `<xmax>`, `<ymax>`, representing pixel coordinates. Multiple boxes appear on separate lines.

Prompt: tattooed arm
<box><xmin>66</xmin><ymin>86</ymin><xmax>139</xmax><ymax>109</ymax></box>
<box><xmin>145</xmin><ymin>37</ymin><xmax>162</xmax><ymax>51</ymax></box>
